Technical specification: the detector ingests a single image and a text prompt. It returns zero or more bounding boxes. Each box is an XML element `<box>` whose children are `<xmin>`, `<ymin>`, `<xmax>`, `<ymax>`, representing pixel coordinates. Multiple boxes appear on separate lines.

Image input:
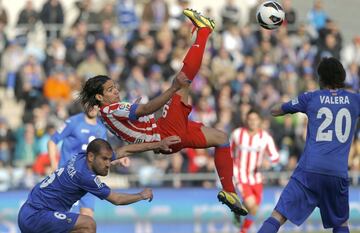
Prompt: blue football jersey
<box><xmin>26</xmin><ymin>152</ymin><xmax>111</xmax><ymax>211</ymax></box>
<box><xmin>282</xmin><ymin>89</ymin><xmax>360</xmax><ymax>178</ymax></box>
<box><xmin>51</xmin><ymin>113</ymin><xmax>107</xmax><ymax>167</ymax></box>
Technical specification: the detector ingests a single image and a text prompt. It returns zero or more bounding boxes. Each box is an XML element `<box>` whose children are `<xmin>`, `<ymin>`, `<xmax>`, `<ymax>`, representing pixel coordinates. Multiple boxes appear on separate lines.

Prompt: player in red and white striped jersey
<box><xmin>230</xmin><ymin>109</ymin><xmax>279</xmax><ymax>233</ymax></box>
<box><xmin>79</xmin><ymin>9</ymin><xmax>248</xmax><ymax>216</ymax></box>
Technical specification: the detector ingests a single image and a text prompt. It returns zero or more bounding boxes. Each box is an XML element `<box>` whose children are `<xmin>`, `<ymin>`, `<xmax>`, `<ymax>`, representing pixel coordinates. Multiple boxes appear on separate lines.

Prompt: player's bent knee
<box><xmin>72</xmin><ymin>215</ymin><xmax>96</xmax><ymax>233</ymax></box>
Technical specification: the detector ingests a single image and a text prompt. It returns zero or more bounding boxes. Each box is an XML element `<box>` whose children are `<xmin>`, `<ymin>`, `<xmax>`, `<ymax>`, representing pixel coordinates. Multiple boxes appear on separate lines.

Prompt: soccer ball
<box><xmin>256</xmin><ymin>1</ymin><xmax>285</xmax><ymax>30</ymax></box>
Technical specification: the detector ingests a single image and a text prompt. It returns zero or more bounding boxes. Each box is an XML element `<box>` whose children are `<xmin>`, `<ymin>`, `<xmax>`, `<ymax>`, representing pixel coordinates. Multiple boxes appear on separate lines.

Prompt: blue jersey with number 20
<box><xmin>282</xmin><ymin>89</ymin><xmax>360</xmax><ymax>178</ymax></box>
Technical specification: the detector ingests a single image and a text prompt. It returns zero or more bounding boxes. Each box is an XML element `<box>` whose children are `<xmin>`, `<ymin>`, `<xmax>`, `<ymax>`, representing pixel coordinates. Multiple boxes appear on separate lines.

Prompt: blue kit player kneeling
<box><xmin>18</xmin><ymin>138</ymin><xmax>160</xmax><ymax>233</ymax></box>
<box><xmin>258</xmin><ymin>57</ymin><xmax>353</xmax><ymax>233</ymax></box>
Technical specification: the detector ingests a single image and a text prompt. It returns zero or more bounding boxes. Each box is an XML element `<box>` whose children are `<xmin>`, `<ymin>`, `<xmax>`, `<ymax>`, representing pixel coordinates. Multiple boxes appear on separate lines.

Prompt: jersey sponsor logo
<box><xmin>291</xmin><ymin>97</ymin><xmax>299</xmax><ymax>105</ymax></box>
<box><xmin>81</xmin><ymin>129</ymin><xmax>90</xmax><ymax>133</ymax></box>
<box><xmin>94</xmin><ymin>176</ymin><xmax>104</xmax><ymax>188</ymax></box>
<box><xmin>119</xmin><ymin>103</ymin><xmax>131</xmax><ymax>111</ymax></box>
<box><xmin>319</xmin><ymin>95</ymin><xmax>350</xmax><ymax>105</ymax></box>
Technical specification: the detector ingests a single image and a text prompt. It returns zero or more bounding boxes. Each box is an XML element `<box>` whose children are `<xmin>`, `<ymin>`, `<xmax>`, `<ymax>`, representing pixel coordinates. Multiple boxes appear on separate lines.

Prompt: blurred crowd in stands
<box><xmin>0</xmin><ymin>0</ymin><xmax>359</xmax><ymax>190</ymax></box>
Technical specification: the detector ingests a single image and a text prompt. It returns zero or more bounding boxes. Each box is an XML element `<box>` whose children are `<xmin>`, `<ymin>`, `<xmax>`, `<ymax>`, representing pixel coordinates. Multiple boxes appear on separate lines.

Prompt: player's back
<box><xmin>299</xmin><ymin>89</ymin><xmax>360</xmax><ymax>178</ymax></box>
<box><xmin>25</xmin><ymin>153</ymin><xmax>110</xmax><ymax>211</ymax></box>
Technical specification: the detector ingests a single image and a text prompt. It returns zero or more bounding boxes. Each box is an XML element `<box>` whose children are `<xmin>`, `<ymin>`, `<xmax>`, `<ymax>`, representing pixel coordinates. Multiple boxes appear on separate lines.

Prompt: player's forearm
<box><xmin>271</xmin><ymin>103</ymin><xmax>286</xmax><ymax>116</ymax></box>
<box><xmin>113</xmin><ymin>193</ymin><xmax>145</xmax><ymax>205</ymax></box>
<box><xmin>135</xmin><ymin>86</ymin><xmax>178</xmax><ymax>117</ymax></box>
<box><xmin>116</xmin><ymin>142</ymin><xmax>162</xmax><ymax>158</ymax></box>
<box><xmin>47</xmin><ymin>140</ymin><xmax>58</xmax><ymax>171</ymax></box>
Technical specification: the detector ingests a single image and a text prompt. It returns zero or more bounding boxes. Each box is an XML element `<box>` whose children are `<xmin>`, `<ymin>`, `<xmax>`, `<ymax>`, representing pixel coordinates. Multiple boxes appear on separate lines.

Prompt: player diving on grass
<box><xmin>79</xmin><ymin>9</ymin><xmax>248</xmax><ymax>216</ymax></box>
<box><xmin>258</xmin><ymin>57</ymin><xmax>353</xmax><ymax>233</ymax></box>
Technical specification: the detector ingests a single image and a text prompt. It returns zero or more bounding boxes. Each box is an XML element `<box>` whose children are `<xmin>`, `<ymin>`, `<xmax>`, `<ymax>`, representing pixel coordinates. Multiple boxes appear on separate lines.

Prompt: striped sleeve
<box><xmin>264</xmin><ymin>132</ymin><xmax>280</xmax><ymax>163</ymax></box>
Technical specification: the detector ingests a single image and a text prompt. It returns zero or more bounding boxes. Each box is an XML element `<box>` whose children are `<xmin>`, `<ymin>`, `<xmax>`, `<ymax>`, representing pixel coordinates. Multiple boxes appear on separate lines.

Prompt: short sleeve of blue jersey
<box><xmin>129</xmin><ymin>103</ymin><xmax>139</xmax><ymax>120</ymax></box>
<box><xmin>78</xmin><ymin>174</ymin><xmax>111</xmax><ymax>200</ymax></box>
<box><xmin>51</xmin><ymin>118</ymin><xmax>76</xmax><ymax>144</ymax></box>
<box><xmin>281</xmin><ymin>92</ymin><xmax>311</xmax><ymax>114</ymax></box>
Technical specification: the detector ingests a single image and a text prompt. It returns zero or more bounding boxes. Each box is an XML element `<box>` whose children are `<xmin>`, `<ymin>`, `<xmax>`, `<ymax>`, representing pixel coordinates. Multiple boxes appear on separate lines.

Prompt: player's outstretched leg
<box><xmin>180</xmin><ymin>9</ymin><xmax>214</xmax><ymax>82</ymax></box>
<box><xmin>201</xmin><ymin>126</ymin><xmax>248</xmax><ymax>216</ymax></box>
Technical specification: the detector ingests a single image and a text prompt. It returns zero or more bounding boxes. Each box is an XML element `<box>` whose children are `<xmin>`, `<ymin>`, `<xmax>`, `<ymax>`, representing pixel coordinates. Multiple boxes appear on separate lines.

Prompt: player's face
<box><xmin>92</xmin><ymin>149</ymin><xmax>112</xmax><ymax>176</ymax></box>
<box><xmin>97</xmin><ymin>80</ymin><xmax>120</xmax><ymax>105</ymax></box>
<box><xmin>86</xmin><ymin>106</ymin><xmax>99</xmax><ymax>119</ymax></box>
<box><xmin>246</xmin><ymin>112</ymin><xmax>261</xmax><ymax>132</ymax></box>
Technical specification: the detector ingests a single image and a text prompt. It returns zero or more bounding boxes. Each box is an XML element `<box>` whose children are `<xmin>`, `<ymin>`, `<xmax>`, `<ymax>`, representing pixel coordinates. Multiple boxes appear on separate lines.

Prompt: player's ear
<box><xmin>95</xmin><ymin>94</ymin><xmax>103</xmax><ymax>102</ymax></box>
<box><xmin>88</xmin><ymin>152</ymin><xmax>95</xmax><ymax>162</ymax></box>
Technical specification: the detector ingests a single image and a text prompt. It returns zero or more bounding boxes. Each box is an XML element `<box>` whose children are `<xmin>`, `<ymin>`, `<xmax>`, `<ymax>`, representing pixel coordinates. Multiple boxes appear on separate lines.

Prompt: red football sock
<box><xmin>241</xmin><ymin>216</ymin><xmax>254</xmax><ymax>233</ymax></box>
<box><xmin>180</xmin><ymin>27</ymin><xmax>212</xmax><ymax>81</ymax></box>
<box><xmin>214</xmin><ymin>145</ymin><xmax>236</xmax><ymax>193</ymax></box>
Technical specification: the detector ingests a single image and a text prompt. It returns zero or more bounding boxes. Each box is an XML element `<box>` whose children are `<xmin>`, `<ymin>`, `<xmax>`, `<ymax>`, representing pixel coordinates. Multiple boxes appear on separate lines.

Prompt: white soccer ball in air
<box><xmin>256</xmin><ymin>1</ymin><xmax>285</xmax><ymax>30</ymax></box>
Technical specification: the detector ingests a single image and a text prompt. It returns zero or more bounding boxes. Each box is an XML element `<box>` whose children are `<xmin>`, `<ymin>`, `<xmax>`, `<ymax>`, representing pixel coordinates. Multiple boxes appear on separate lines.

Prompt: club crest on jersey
<box><xmin>94</xmin><ymin>177</ymin><xmax>103</xmax><ymax>188</ymax></box>
<box><xmin>291</xmin><ymin>97</ymin><xmax>299</xmax><ymax>105</ymax></box>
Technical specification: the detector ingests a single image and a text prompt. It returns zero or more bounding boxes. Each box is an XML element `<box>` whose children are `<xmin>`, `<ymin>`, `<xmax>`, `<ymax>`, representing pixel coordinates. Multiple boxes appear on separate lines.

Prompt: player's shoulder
<box><xmin>101</xmin><ymin>102</ymin><xmax>131</xmax><ymax>114</ymax></box>
<box><xmin>231</xmin><ymin>127</ymin><xmax>245</xmax><ymax>135</ymax></box>
<box><xmin>68</xmin><ymin>113</ymin><xmax>85</xmax><ymax>122</ymax></box>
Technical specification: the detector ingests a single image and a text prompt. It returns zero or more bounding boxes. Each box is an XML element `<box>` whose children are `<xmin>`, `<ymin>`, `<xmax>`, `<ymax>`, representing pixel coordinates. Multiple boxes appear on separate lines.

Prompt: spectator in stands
<box><xmin>40</xmin><ymin>0</ymin><xmax>64</xmax><ymax>39</ymax></box>
<box><xmin>282</xmin><ymin>0</ymin><xmax>297</xmax><ymax>33</ymax></box>
<box><xmin>307</xmin><ymin>0</ymin><xmax>328</xmax><ymax>32</ymax></box>
<box><xmin>1</xmin><ymin>40</ymin><xmax>26</xmax><ymax>98</ymax></box>
<box><xmin>117</xmin><ymin>0</ymin><xmax>138</xmax><ymax>33</ymax></box>
<box><xmin>73</xmin><ymin>0</ymin><xmax>99</xmax><ymax>26</ymax></box>
<box><xmin>142</xmin><ymin>0</ymin><xmax>169</xmax><ymax>30</ymax></box>
<box><xmin>17</xmin><ymin>0</ymin><xmax>39</xmax><ymax>32</ymax></box>
<box><xmin>43</xmin><ymin>68</ymin><xmax>71</xmax><ymax>105</ymax></box>
<box><xmin>0</xmin><ymin>117</ymin><xmax>14</xmax><ymax>166</ymax></box>
<box><xmin>98</xmin><ymin>1</ymin><xmax>117</xmax><ymax>25</ymax></box>
<box><xmin>220</xmin><ymin>0</ymin><xmax>241</xmax><ymax>30</ymax></box>
<box><xmin>14</xmin><ymin>122</ymin><xmax>37</xmax><ymax>167</ymax></box>
<box><xmin>76</xmin><ymin>51</ymin><xmax>107</xmax><ymax>80</ymax></box>
<box><xmin>341</xmin><ymin>35</ymin><xmax>360</xmax><ymax>67</ymax></box>
<box><xmin>0</xmin><ymin>0</ymin><xmax>8</xmax><ymax>26</ymax></box>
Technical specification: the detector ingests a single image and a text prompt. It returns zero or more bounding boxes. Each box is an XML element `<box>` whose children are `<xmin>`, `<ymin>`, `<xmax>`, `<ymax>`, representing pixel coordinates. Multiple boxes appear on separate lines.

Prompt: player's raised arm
<box><xmin>134</xmin><ymin>73</ymin><xmax>190</xmax><ymax>117</ymax></box>
<box><xmin>111</xmin><ymin>136</ymin><xmax>181</xmax><ymax>165</ymax></box>
<box><xmin>106</xmin><ymin>188</ymin><xmax>153</xmax><ymax>205</ymax></box>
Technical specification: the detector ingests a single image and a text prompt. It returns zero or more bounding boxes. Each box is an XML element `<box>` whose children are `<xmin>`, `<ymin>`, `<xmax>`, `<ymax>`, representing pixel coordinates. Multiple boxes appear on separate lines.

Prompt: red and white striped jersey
<box><xmin>100</xmin><ymin>102</ymin><xmax>161</xmax><ymax>144</ymax></box>
<box><xmin>230</xmin><ymin>127</ymin><xmax>279</xmax><ymax>185</ymax></box>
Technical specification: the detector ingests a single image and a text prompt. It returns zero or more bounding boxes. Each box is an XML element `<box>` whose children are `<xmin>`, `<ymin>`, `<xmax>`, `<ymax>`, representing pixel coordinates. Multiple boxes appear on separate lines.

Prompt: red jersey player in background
<box><xmin>79</xmin><ymin>9</ymin><xmax>248</xmax><ymax>216</ymax></box>
<box><xmin>230</xmin><ymin>109</ymin><xmax>279</xmax><ymax>232</ymax></box>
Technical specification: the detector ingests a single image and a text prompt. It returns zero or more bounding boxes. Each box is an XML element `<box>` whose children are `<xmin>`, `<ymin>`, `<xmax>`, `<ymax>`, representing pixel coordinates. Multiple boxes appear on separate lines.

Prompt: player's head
<box><xmin>79</xmin><ymin>75</ymin><xmax>120</xmax><ymax>112</ymax></box>
<box><xmin>246</xmin><ymin>108</ymin><xmax>262</xmax><ymax>132</ymax></box>
<box><xmin>85</xmin><ymin>106</ymin><xmax>99</xmax><ymax>119</ymax></box>
<box><xmin>86</xmin><ymin>138</ymin><xmax>113</xmax><ymax>176</ymax></box>
<box><xmin>317</xmin><ymin>57</ymin><xmax>346</xmax><ymax>89</ymax></box>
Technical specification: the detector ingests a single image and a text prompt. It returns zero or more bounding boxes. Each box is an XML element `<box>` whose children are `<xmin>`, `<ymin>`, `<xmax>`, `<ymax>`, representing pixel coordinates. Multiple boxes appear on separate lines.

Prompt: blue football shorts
<box><xmin>18</xmin><ymin>202</ymin><xmax>79</xmax><ymax>233</ymax></box>
<box><xmin>275</xmin><ymin>168</ymin><xmax>349</xmax><ymax>228</ymax></box>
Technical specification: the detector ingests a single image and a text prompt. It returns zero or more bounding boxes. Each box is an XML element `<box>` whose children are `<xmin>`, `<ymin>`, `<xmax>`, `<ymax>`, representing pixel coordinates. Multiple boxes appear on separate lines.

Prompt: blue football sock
<box><xmin>333</xmin><ymin>226</ymin><xmax>350</xmax><ymax>233</ymax></box>
<box><xmin>257</xmin><ymin>217</ymin><xmax>280</xmax><ymax>233</ymax></box>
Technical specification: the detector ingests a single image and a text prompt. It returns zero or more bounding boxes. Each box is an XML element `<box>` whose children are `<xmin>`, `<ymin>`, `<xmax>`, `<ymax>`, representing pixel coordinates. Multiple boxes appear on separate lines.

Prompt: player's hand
<box><xmin>156</xmin><ymin>136</ymin><xmax>181</xmax><ymax>153</ymax></box>
<box><xmin>118</xmin><ymin>157</ymin><xmax>131</xmax><ymax>167</ymax></box>
<box><xmin>172</xmin><ymin>72</ymin><xmax>191</xmax><ymax>90</ymax></box>
<box><xmin>140</xmin><ymin>188</ymin><xmax>153</xmax><ymax>202</ymax></box>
